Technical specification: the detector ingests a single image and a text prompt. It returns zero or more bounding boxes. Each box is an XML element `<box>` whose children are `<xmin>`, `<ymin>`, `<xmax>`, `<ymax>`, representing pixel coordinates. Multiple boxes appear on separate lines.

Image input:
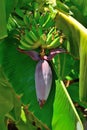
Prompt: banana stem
<box><xmin>55</xmin><ymin>11</ymin><xmax>87</xmax><ymax>104</ymax></box>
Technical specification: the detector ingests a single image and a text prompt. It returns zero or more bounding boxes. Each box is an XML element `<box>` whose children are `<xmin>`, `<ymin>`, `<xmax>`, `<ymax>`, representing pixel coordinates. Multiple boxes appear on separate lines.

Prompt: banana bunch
<box><xmin>19</xmin><ymin>28</ymin><xmax>41</xmax><ymax>50</ymax></box>
<box><xmin>19</xmin><ymin>9</ymin><xmax>63</xmax><ymax>50</ymax></box>
<box><xmin>42</xmin><ymin>27</ymin><xmax>62</xmax><ymax>49</ymax></box>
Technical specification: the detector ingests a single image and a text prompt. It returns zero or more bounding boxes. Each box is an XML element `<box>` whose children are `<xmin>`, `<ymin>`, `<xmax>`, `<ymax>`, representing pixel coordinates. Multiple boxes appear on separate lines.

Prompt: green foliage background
<box><xmin>0</xmin><ymin>0</ymin><xmax>87</xmax><ymax>130</ymax></box>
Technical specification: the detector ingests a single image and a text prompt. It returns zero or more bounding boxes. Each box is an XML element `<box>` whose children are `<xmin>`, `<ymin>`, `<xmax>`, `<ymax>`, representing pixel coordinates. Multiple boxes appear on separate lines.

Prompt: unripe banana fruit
<box><xmin>35</xmin><ymin>60</ymin><xmax>52</xmax><ymax>107</ymax></box>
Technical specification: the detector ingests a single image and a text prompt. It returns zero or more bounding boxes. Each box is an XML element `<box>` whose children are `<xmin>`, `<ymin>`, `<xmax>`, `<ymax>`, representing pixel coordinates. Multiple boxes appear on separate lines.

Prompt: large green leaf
<box><xmin>52</xmin><ymin>53</ymin><xmax>75</xmax><ymax>79</ymax></box>
<box><xmin>0</xmin><ymin>66</ymin><xmax>21</xmax><ymax>130</ymax></box>
<box><xmin>69</xmin><ymin>0</ymin><xmax>87</xmax><ymax>16</ymax></box>
<box><xmin>2</xmin><ymin>41</ymin><xmax>54</xmax><ymax>129</ymax></box>
<box><xmin>0</xmin><ymin>117</ymin><xmax>7</xmax><ymax>130</ymax></box>
<box><xmin>0</xmin><ymin>0</ymin><xmax>7</xmax><ymax>39</ymax></box>
<box><xmin>52</xmin><ymin>80</ymin><xmax>83</xmax><ymax>130</ymax></box>
<box><xmin>0</xmin><ymin>67</ymin><xmax>14</xmax><ymax>116</ymax></box>
<box><xmin>0</xmin><ymin>65</ymin><xmax>50</xmax><ymax>130</ymax></box>
<box><xmin>63</xmin><ymin>0</ymin><xmax>87</xmax><ymax>27</ymax></box>
<box><xmin>5</xmin><ymin>0</ymin><xmax>18</xmax><ymax>20</ymax></box>
<box><xmin>0</xmin><ymin>1</ymin><xmax>86</xmax><ymax>129</ymax></box>
<box><xmin>1</xmin><ymin>38</ymin><xmax>83</xmax><ymax>129</ymax></box>
<box><xmin>64</xmin><ymin>0</ymin><xmax>87</xmax><ymax>16</ymax></box>
<box><xmin>55</xmin><ymin>10</ymin><xmax>87</xmax><ymax>105</ymax></box>
<box><xmin>55</xmin><ymin>12</ymin><xmax>80</xmax><ymax>58</ymax></box>
<box><xmin>67</xmin><ymin>82</ymin><xmax>87</xmax><ymax>108</ymax></box>
<box><xmin>17</xmin><ymin>106</ymin><xmax>50</xmax><ymax>130</ymax></box>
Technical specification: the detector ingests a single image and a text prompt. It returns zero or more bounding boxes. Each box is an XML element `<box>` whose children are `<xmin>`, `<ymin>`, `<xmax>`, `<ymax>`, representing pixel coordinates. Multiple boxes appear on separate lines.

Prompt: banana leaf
<box><xmin>55</xmin><ymin>10</ymin><xmax>87</xmax><ymax>105</ymax></box>
<box><xmin>0</xmin><ymin>0</ymin><xmax>7</xmax><ymax>39</ymax></box>
<box><xmin>1</xmin><ymin>39</ymin><xmax>83</xmax><ymax>129</ymax></box>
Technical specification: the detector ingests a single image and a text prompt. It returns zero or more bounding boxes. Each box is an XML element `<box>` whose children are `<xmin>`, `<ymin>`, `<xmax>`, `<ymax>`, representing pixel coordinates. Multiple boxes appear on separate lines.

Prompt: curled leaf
<box><xmin>17</xmin><ymin>48</ymin><xmax>40</xmax><ymax>61</ymax></box>
<box><xmin>43</xmin><ymin>48</ymin><xmax>66</xmax><ymax>60</ymax></box>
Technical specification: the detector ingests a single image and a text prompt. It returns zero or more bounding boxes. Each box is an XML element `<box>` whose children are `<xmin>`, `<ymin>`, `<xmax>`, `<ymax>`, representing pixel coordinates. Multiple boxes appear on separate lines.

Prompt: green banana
<box><xmin>20</xmin><ymin>38</ymin><xmax>33</xmax><ymax>49</ymax></box>
<box><xmin>23</xmin><ymin>29</ymin><xmax>39</xmax><ymax>45</ymax></box>
<box><xmin>23</xmin><ymin>15</ymin><xmax>29</xmax><ymax>26</ymax></box>
<box><xmin>21</xmin><ymin>34</ymin><xmax>41</xmax><ymax>49</ymax></box>
<box><xmin>46</xmin><ymin>37</ymin><xmax>60</xmax><ymax>49</ymax></box>
<box><xmin>43</xmin><ymin>12</ymin><xmax>49</xmax><ymax>22</ymax></box>
<box><xmin>46</xmin><ymin>27</ymin><xmax>59</xmax><ymax>45</ymax></box>
<box><xmin>34</xmin><ymin>10</ymin><xmax>40</xmax><ymax>22</ymax></box>
<box><xmin>39</xmin><ymin>34</ymin><xmax>46</xmax><ymax>45</ymax></box>
<box><xmin>39</xmin><ymin>14</ymin><xmax>45</xmax><ymax>26</ymax></box>
<box><xmin>28</xmin><ymin>30</ymin><xmax>38</xmax><ymax>42</ymax></box>
<box><xmin>24</xmin><ymin>33</ymin><xmax>34</xmax><ymax>45</ymax></box>
<box><xmin>37</xmin><ymin>26</ymin><xmax>43</xmax><ymax>37</ymax></box>
<box><xmin>19</xmin><ymin>44</ymin><xmax>31</xmax><ymax>50</ymax></box>
<box><xmin>23</xmin><ymin>13</ymin><xmax>33</xmax><ymax>27</ymax></box>
<box><xmin>32</xmin><ymin>41</ymin><xmax>41</xmax><ymax>49</ymax></box>
<box><xmin>42</xmin><ymin>15</ymin><xmax>51</xmax><ymax>28</ymax></box>
<box><xmin>32</xmin><ymin>18</ymin><xmax>38</xmax><ymax>26</ymax></box>
<box><xmin>47</xmin><ymin>27</ymin><xmax>55</xmax><ymax>37</ymax></box>
<box><xmin>31</xmin><ymin>26</ymin><xmax>39</xmax><ymax>38</ymax></box>
<box><xmin>25</xmin><ymin>11</ymin><xmax>33</xmax><ymax>25</ymax></box>
<box><xmin>46</xmin><ymin>33</ymin><xmax>52</xmax><ymax>45</ymax></box>
<box><xmin>42</xmin><ymin>12</ymin><xmax>54</xmax><ymax>29</ymax></box>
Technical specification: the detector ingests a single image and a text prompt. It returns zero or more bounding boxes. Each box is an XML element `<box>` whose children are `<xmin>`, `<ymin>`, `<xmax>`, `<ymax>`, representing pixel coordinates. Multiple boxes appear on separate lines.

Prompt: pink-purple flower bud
<box><xmin>35</xmin><ymin>60</ymin><xmax>52</xmax><ymax>107</ymax></box>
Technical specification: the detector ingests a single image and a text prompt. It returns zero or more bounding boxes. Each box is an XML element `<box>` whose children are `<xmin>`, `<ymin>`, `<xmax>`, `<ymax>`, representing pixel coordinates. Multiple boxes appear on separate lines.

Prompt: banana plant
<box><xmin>0</xmin><ymin>0</ymin><xmax>87</xmax><ymax>130</ymax></box>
